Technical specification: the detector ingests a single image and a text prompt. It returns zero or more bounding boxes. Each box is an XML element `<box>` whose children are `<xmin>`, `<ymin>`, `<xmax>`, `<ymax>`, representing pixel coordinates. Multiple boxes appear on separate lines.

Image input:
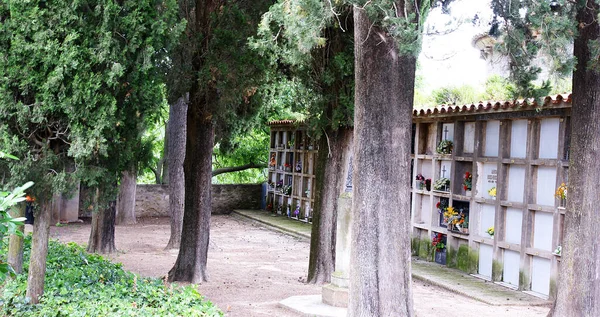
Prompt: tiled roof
<box><xmin>413</xmin><ymin>94</ymin><xmax>572</xmax><ymax>118</ymax></box>
<box><xmin>267</xmin><ymin>119</ymin><xmax>304</xmax><ymax>126</ymax></box>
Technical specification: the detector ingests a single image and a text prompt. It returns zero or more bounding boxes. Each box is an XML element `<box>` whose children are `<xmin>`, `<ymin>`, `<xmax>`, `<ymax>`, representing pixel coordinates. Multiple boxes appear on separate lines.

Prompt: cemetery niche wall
<box><xmin>266</xmin><ymin>120</ymin><xmax>318</xmax><ymax>222</ymax></box>
<box><xmin>411</xmin><ymin>95</ymin><xmax>571</xmax><ymax>300</ymax></box>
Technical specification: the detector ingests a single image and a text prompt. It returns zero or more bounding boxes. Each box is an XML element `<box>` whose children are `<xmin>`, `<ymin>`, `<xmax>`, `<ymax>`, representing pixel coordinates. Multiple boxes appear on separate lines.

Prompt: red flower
<box><xmin>436</xmin><ymin>202</ymin><xmax>441</xmax><ymax>209</ymax></box>
<box><xmin>465</xmin><ymin>172</ymin><xmax>470</xmax><ymax>178</ymax></box>
<box><xmin>463</xmin><ymin>185</ymin><xmax>468</xmax><ymax>190</ymax></box>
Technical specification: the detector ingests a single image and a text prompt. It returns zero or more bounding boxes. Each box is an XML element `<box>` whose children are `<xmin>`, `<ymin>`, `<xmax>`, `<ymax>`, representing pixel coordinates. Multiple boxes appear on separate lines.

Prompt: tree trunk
<box><xmin>116</xmin><ymin>169</ymin><xmax>137</xmax><ymax>225</ymax></box>
<box><xmin>167</xmin><ymin>103</ymin><xmax>213</xmax><ymax>283</ymax></box>
<box><xmin>87</xmin><ymin>199</ymin><xmax>117</xmax><ymax>254</ymax></box>
<box><xmin>348</xmin><ymin>6</ymin><xmax>415</xmax><ymax>316</ymax></box>
<box><xmin>25</xmin><ymin>201</ymin><xmax>52</xmax><ymax>304</ymax></box>
<box><xmin>166</xmin><ymin>96</ymin><xmax>187</xmax><ymax>249</ymax></box>
<box><xmin>550</xmin><ymin>2</ymin><xmax>600</xmax><ymax>316</ymax></box>
<box><xmin>8</xmin><ymin>203</ymin><xmax>26</xmax><ymax>275</ymax></box>
<box><xmin>307</xmin><ymin>127</ymin><xmax>352</xmax><ymax>284</ymax></box>
<box><xmin>162</xmin><ymin>120</ymin><xmax>169</xmax><ymax>184</ymax></box>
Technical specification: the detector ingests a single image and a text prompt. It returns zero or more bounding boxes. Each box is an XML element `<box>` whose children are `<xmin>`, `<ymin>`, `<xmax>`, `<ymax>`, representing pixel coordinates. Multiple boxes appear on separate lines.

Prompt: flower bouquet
<box><xmin>555</xmin><ymin>183</ymin><xmax>567</xmax><ymax>207</ymax></box>
<box><xmin>488</xmin><ymin>186</ymin><xmax>496</xmax><ymax>199</ymax></box>
<box><xmin>463</xmin><ymin>172</ymin><xmax>472</xmax><ymax>195</ymax></box>
<box><xmin>436</xmin><ymin>140</ymin><xmax>453</xmax><ymax>155</ymax></box>
<box><xmin>433</xmin><ymin>178</ymin><xmax>450</xmax><ymax>192</ymax></box>
<box><xmin>415</xmin><ymin>173</ymin><xmax>426</xmax><ymax>190</ymax></box>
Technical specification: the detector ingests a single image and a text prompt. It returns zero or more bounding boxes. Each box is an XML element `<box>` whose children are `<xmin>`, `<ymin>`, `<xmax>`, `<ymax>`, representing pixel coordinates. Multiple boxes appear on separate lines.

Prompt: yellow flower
<box><xmin>488</xmin><ymin>187</ymin><xmax>497</xmax><ymax>197</ymax></box>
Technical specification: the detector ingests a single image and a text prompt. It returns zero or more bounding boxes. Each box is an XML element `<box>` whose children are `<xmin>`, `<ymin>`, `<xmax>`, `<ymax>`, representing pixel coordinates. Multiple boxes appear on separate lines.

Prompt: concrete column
<box><xmin>322</xmin><ymin>192</ymin><xmax>352</xmax><ymax>307</ymax></box>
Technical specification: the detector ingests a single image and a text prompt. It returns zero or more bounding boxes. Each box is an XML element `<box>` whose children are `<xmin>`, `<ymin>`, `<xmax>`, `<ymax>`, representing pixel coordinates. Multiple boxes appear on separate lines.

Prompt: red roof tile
<box><xmin>413</xmin><ymin>94</ymin><xmax>571</xmax><ymax>118</ymax></box>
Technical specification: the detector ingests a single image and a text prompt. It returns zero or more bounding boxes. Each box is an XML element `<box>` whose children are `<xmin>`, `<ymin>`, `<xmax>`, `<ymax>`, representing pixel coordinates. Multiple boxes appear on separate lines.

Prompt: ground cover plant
<box><xmin>0</xmin><ymin>237</ymin><xmax>222</xmax><ymax>317</ymax></box>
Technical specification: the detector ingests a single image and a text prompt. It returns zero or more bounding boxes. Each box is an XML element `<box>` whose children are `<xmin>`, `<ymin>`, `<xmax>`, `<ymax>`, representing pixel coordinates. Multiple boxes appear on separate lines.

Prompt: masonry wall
<box><xmin>134</xmin><ymin>184</ymin><xmax>262</xmax><ymax>217</ymax></box>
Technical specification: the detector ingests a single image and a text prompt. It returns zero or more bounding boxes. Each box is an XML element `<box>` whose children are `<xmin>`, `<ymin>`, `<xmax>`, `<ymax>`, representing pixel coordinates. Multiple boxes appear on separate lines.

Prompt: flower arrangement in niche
<box><xmin>295</xmin><ymin>160</ymin><xmax>302</xmax><ymax>172</ymax></box>
<box><xmin>486</xmin><ymin>226</ymin><xmax>495</xmax><ymax>237</ymax></box>
<box><xmin>415</xmin><ymin>173</ymin><xmax>425</xmax><ymax>190</ymax></box>
<box><xmin>284</xmin><ymin>163</ymin><xmax>291</xmax><ymax>172</ymax></box>
<box><xmin>555</xmin><ymin>183</ymin><xmax>567</xmax><ymax>207</ymax></box>
<box><xmin>433</xmin><ymin>178</ymin><xmax>450</xmax><ymax>191</ymax></box>
<box><xmin>443</xmin><ymin>206</ymin><xmax>457</xmax><ymax>224</ymax></box>
<box><xmin>488</xmin><ymin>186</ymin><xmax>497</xmax><ymax>198</ymax></box>
<box><xmin>436</xmin><ymin>140</ymin><xmax>453</xmax><ymax>154</ymax></box>
<box><xmin>463</xmin><ymin>172</ymin><xmax>472</xmax><ymax>191</ymax></box>
<box><xmin>281</xmin><ymin>185</ymin><xmax>292</xmax><ymax>195</ymax></box>
<box><xmin>432</xmin><ymin>233</ymin><xmax>445</xmax><ymax>251</ymax></box>
<box><xmin>294</xmin><ymin>205</ymin><xmax>300</xmax><ymax>217</ymax></box>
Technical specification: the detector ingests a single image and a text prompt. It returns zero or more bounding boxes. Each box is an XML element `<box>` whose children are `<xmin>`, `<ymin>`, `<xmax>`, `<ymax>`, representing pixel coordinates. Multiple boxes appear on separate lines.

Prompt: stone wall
<box><xmin>134</xmin><ymin>184</ymin><xmax>262</xmax><ymax>218</ymax></box>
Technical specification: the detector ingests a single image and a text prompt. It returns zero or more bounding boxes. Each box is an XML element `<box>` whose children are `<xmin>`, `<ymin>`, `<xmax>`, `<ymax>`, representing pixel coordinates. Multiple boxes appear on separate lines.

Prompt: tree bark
<box><xmin>87</xmin><ymin>198</ymin><xmax>117</xmax><ymax>254</ymax></box>
<box><xmin>8</xmin><ymin>203</ymin><xmax>26</xmax><ymax>275</ymax></box>
<box><xmin>162</xmin><ymin>120</ymin><xmax>169</xmax><ymax>184</ymax></box>
<box><xmin>116</xmin><ymin>169</ymin><xmax>137</xmax><ymax>225</ymax></box>
<box><xmin>25</xmin><ymin>201</ymin><xmax>52</xmax><ymax>304</ymax></box>
<box><xmin>307</xmin><ymin>127</ymin><xmax>352</xmax><ymax>284</ymax></box>
<box><xmin>166</xmin><ymin>96</ymin><xmax>187</xmax><ymax>249</ymax></box>
<box><xmin>167</xmin><ymin>103</ymin><xmax>213</xmax><ymax>283</ymax></box>
<box><xmin>348</xmin><ymin>6</ymin><xmax>415</xmax><ymax>316</ymax></box>
<box><xmin>212</xmin><ymin>162</ymin><xmax>266</xmax><ymax>176</ymax></box>
<box><xmin>550</xmin><ymin>2</ymin><xmax>600</xmax><ymax>316</ymax></box>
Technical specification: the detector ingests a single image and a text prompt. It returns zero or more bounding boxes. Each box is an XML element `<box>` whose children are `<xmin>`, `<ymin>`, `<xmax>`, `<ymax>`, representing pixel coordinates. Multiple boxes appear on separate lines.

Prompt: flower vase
<box><xmin>559</xmin><ymin>198</ymin><xmax>566</xmax><ymax>208</ymax></box>
<box><xmin>416</xmin><ymin>180</ymin><xmax>425</xmax><ymax>190</ymax></box>
<box><xmin>465</xmin><ymin>190</ymin><xmax>471</xmax><ymax>197</ymax></box>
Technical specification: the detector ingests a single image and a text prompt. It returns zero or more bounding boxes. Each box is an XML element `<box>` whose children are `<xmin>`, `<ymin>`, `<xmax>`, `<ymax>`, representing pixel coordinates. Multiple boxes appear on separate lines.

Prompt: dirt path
<box><xmin>48</xmin><ymin>215</ymin><xmax>549</xmax><ymax>317</ymax></box>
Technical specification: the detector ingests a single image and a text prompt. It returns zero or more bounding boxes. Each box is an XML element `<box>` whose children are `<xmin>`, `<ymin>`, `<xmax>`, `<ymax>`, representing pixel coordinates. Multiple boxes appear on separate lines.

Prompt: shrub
<box><xmin>1</xmin><ymin>237</ymin><xmax>222</xmax><ymax>316</ymax></box>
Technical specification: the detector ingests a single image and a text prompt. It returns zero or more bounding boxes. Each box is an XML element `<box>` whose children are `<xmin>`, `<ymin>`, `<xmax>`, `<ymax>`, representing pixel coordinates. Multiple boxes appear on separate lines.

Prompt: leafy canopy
<box><xmin>0</xmin><ymin>0</ymin><xmax>182</xmax><ymax>203</ymax></box>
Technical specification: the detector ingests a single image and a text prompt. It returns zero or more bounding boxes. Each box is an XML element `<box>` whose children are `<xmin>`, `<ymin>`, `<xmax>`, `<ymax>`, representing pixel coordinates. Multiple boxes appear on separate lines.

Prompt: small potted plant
<box><xmin>415</xmin><ymin>174</ymin><xmax>426</xmax><ymax>190</ymax></box>
<box><xmin>488</xmin><ymin>186</ymin><xmax>497</xmax><ymax>200</ymax></box>
<box><xmin>555</xmin><ymin>183</ymin><xmax>567</xmax><ymax>208</ymax></box>
<box><xmin>433</xmin><ymin>178</ymin><xmax>450</xmax><ymax>192</ymax></box>
<box><xmin>436</xmin><ymin>140</ymin><xmax>453</xmax><ymax>155</ymax></box>
<box><xmin>463</xmin><ymin>172</ymin><xmax>472</xmax><ymax>196</ymax></box>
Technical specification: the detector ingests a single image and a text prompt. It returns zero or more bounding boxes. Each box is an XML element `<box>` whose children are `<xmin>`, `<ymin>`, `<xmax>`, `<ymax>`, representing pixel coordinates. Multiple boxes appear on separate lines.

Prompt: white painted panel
<box><xmin>419</xmin><ymin>160</ymin><xmax>433</xmax><ymax>180</ymax></box>
<box><xmin>442</xmin><ymin>123</ymin><xmax>455</xmax><ymax>142</ymax></box>
<box><xmin>533</xmin><ymin>212</ymin><xmax>553</xmax><ymax>251</ymax></box>
<box><xmin>505</xmin><ymin>208</ymin><xmax>523</xmax><ymax>245</ymax></box>
<box><xmin>484</xmin><ymin>120</ymin><xmax>500</xmax><ymax>157</ymax></box>
<box><xmin>420</xmin><ymin>197</ymin><xmax>431</xmax><ymax>223</ymax></box>
<box><xmin>536</xmin><ymin>167</ymin><xmax>557</xmax><ymax>206</ymax></box>
<box><xmin>531</xmin><ymin>257</ymin><xmax>551</xmax><ymax>296</ymax></box>
<box><xmin>503</xmin><ymin>250</ymin><xmax>520</xmax><ymax>287</ymax></box>
<box><xmin>480</xmin><ymin>204</ymin><xmax>496</xmax><ymax>237</ymax></box>
<box><xmin>464</xmin><ymin>122</ymin><xmax>475</xmax><ymax>153</ymax></box>
<box><xmin>538</xmin><ymin>118</ymin><xmax>560</xmax><ymax>159</ymax></box>
<box><xmin>440</xmin><ymin>161</ymin><xmax>452</xmax><ymax>180</ymax></box>
<box><xmin>479</xmin><ymin>244</ymin><xmax>493</xmax><ymax>278</ymax></box>
<box><xmin>478</xmin><ymin>163</ymin><xmax>498</xmax><ymax>198</ymax></box>
<box><xmin>507</xmin><ymin>165</ymin><xmax>526</xmax><ymax>203</ymax></box>
<box><xmin>511</xmin><ymin>120</ymin><xmax>528</xmax><ymax>158</ymax></box>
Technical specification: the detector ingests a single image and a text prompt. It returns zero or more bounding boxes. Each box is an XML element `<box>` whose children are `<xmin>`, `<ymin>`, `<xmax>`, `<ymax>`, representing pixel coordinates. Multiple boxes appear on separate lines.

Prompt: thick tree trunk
<box><xmin>166</xmin><ymin>96</ymin><xmax>187</xmax><ymax>249</ymax></box>
<box><xmin>167</xmin><ymin>103</ymin><xmax>213</xmax><ymax>283</ymax></box>
<box><xmin>25</xmin><ymin>201</ymin><xmax>52</xmax><ymax>304</ymax></box>
<box><xmin>307</xmin><ymin>127</ymin><xmax>352</xmax><ymax>284</ymax></box>
<box><xmin>550</xmin><ymin>2</ymin><xmax>600</xmax><ymax>316</ymax></box>
<box><xmin>348</xmin><ymin>6</ymin><xmax>415</xmax><ymax>316</ymax></box>
<box><xmin>116</xmin><ymin>170</ymin><xmax>137</xmax><ymax>225</ymax></box>
<box><xmin>8</xmin><ymin>203</ymin><xmax>26</xmax><ymax>275</ymax></box>
<box><xmin>87</xmin><ymin>199</ymin><xmax>117</xmax><ymax>254</ymax></box>
<box><xmin>162</xmin><ymin>121</ymin><xmax>169</xmax><ymax>184</ymax></box>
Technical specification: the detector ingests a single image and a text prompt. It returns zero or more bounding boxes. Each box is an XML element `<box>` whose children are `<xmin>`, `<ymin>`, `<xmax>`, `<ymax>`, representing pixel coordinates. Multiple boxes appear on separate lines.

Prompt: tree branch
<box><xmin>212</xmin><ymin>162</ymin><xmax>266</xmax><ymax>177</ymax></box>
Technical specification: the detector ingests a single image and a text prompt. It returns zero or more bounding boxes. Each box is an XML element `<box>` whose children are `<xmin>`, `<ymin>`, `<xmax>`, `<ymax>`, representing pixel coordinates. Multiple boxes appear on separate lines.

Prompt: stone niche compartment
<box><xmin>476</xmin><ymin>162</ymin><xmax>497</xmax><ymax>199</ymax></box>
<box><xmin>538</xmin><ymin>118</ymin><xmax>560</xmax><ymax>159</ymax></box>
<box><xmin>448</xmin><ymin>200</ymin><xmax>470</xmax><ymax>235</ymax></box>
<box><xmin>417</xmin><ymin>123</ymin><xmax>437</xmax><ymax>155</ymax></box>
<box><xmin>463</xmin><ymin>122</ymin><xmax>476</xmax><ymax>154</ymax></box>
<box><xmin>510</xmin><ymin>119</ymin><xmax>528</xmax><ymax>158</ymax></box>
<box><xmin>453</xmin><ymin>161</ymin><xmax>473</xmax><ymax>195</ymax></box>
<box><xmin>506</xmin><ymin>164</ymin><xmax>526</xmax><ymax>203</ymax></box>
<box><xmin>483</xmin><ymin>120</ymin><xmax>500</xmax><ymax>157</ymax></box>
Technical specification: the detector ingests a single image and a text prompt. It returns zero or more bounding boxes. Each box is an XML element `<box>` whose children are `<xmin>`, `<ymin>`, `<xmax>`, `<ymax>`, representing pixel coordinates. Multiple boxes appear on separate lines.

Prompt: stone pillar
<box><xmin>322</xmin><ymin>192</ymin><xmax>352</xmax><ymax>307</ymax></box>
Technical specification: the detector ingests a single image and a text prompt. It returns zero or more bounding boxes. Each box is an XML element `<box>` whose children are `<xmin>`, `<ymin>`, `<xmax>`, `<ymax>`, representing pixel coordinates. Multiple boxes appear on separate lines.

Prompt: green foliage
<box><xmin>491</xmin><ymin>0</ymin><xmax>577</xmax><ymax>99</ymax></box>
<box><xmin>456</xmin><ymin>244</ymin><xmax>478</xmax><ymax>274</ymax></box>
<box><xmin>0</xmin><ymin>181</ymin><xmax>31</xmax><ymax>281</ymax></box>
<box><xmin>0</xmin><ymin>0</ymin><xmax>182</xmax><ymax>205</ymax></box>
<box><xmin>213</xmin><ymin>130</ymin><xmax>270</xmax><ymax>184</ymax></box>
<box><xmin>1</xmin><ymin>237</ymin><xmax>222</xmax><ymax>316</ymax></box>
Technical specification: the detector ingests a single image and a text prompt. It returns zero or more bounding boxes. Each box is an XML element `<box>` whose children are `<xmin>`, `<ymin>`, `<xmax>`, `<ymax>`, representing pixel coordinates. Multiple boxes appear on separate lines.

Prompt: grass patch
<box><xmin>1</xmin><ymin>236</ymin><xmax>222</xmax><ymax>316</ymax></box>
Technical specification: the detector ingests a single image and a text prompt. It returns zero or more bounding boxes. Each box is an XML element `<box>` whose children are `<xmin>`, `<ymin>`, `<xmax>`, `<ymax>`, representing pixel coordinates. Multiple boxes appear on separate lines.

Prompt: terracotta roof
<box><xmin>413</xmin><ymin>94</ymin><xmax>572</xmax><ymax>118</ymax></box>
<box><xmin>267</xmin><ymin>119</ymin><xmax>308</xmax><ymax>126</ymax></box>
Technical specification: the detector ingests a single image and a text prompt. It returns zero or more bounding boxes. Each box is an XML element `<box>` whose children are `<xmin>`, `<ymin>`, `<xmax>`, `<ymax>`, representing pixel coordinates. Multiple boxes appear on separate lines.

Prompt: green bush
<box><xmin>1</xmin><ymin>237</ymin><xmax>222</xmax><ymax>316</ymax></box>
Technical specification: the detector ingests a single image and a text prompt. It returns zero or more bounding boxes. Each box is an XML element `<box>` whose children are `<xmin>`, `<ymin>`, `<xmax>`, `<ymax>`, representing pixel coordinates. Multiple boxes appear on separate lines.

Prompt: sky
<box><xmin>418</xmin><ymin>0</ymin><xmax>496</xmax><ymax>93</ymax></box>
